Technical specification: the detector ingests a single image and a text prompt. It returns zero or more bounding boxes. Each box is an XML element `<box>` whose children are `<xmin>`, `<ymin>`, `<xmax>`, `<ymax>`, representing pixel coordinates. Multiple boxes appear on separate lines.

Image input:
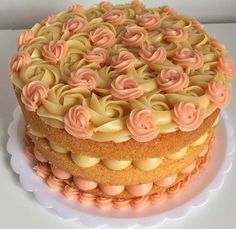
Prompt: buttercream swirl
<box><xmin>8</xmin><ymin>52</ymin><xmax>31</xmax><ymax>74</ymax></box>
<box><xmin>68</xmin><ymin>68</ymin><xmax>100</xmax><ymax>90</ymax></box>
<box><xmin>68</xmin><ymin>4</ymin><xmax>84</xmax><ymax>12</ymax></box>
<box><xmin>62</xmin><ymin>17</ymin><xmax>88</xmax><ymax>34</ymax></box>
<box><xmin>209</xmin><ymin>37</ymin><xmax>226</xmax><ymax>52</ymax></box>
<box><xmin>18</xmin><ymin>30</ymin><xmax>34</xmax><ymax>47</ymax></box>
<box><xmin>99</xmin><ymin>1</ymin><xmax>113</xmax><ymax>9</ymax></box>
<box><xmin>126</xmin><ymin>108</ymin><xmax>159</xmax><ymax>142</ymax></box>
<box><xmin>64</xmin><ymin>105</ymin><xmax>92</xmax><ymax>139</ymax></box>
<box><xmin>89</xmin><ymin>28</ymin><xmax>116</xmax><ymax>48</ymax></box>
<box><xmin>160</xmin><ymin>5</ymin><xmax>177</xmax><ymax>16</ymax></box>
<box><xmin>206</xmin><ymin>81</ymin><xmax>231</xmax><ymax>108</ymax></box>
<box><xmin>171</xmin><ymin>102</ymin><xmax>205</xmax><ymax>131</ymax></box>
<box><xmin>130</xmin><ymin>0</ymin><xmax>145</xmax><ymax>9</ymax></box>
<box><xmin>41</xmin><ymin>15</ymin><xmax>57</xmax><ymax>25</ymax></box>
<box><xmin>122</xmin><ymin>26</ymin><xmax>148</xmax><ymax>47</ymax></box>
<box><xmin>42</xmin><ymin>40</ymin><xmax>68</xmax><ymax>65</ymax></box>
<box><xmin>163</xmin><ymin>27</ymin><xmax>188</xmax><ymax>43</ymax></box>
<box><xmin>84</xmin><ymin>47</ymin><xmax>109</xmax><ymax>65</ymax></box>
<box><xmin>136</xmin><ymin>13</ymin><xmax>161</xmax><ymax>31</ymax></box>
<box><xmin>21</xmin><ymin>81</ymin><xmax>49</xmax><ymax>112</ymax></box>
<box><xmin>139</xmin><ymin>46</ymin><xmax>166</xmax><ymax>65</ymax></box>
<box><xmin>111</xmin><ymin>75</ymin><xmax>144</xmax><ymax>100</ymax></box>
<box><xmin>111</xmin><ymin>51</ymin><xmax>136</xmax><ymax>73</ymax></box>
<box><xmin>103</xmin><ymin>10</ymin><xmax>126</xmax><ymax>26</ymax></box>
<box><xmin>217</xmin><ymin>56</ymin><xmax>236</xmax><ymax>78</ymax></box>
<box><xmin>157</xmin><ymin>69</ymin><xmax>189</xmax><ymax>92</ymax></box>
<box><xmin>63</xmin><ymin>185</ymin><xmax>80</xmax><ymax>200</ymax></box>
<box><xmin>173</xmin><ymin>48</ymin><xmax>204</xmax><ymax>69</ymax></box>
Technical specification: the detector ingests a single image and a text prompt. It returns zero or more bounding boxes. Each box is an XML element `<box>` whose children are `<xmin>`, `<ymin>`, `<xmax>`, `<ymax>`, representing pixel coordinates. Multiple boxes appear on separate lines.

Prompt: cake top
<box><xmin>9</xmin><ymin>0</ymin><xmax>235</xmax><ymax>143</ymax></box>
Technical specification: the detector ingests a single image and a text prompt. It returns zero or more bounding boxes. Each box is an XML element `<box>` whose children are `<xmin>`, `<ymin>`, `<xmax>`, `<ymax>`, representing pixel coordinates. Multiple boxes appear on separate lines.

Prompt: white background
<box><xmin>0</xmin><ymin>0</ymin><xmax>236</xmax><ymax>29</ymax></box>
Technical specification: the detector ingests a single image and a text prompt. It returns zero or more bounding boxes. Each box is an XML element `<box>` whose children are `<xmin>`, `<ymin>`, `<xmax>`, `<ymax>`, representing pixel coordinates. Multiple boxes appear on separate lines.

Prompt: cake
<box><xmin>8</xmin><ymin>0</ymin><xmax>235</xmax><ymax>209</ymax></box>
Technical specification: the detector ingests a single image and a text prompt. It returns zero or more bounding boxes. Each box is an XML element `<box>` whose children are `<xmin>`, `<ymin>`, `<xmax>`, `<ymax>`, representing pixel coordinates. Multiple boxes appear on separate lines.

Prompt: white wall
<box><xmin>0</xmin><ymin>0</ymin><xmax>236</xmax><ymax>29</ymax></box>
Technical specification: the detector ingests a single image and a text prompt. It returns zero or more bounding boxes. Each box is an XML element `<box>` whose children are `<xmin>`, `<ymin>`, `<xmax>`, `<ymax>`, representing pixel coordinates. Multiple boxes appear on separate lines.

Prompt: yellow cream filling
<box><xmin>71</xmin><ymin>153</ymin><xmax>100</xmax><ymax>168</ymax></box>
<box><xmin>192</xmin><ymin>132</ymin><xmax>208</xmax><ymax>146</ymax></box>
<box><xmin>166</xmin><ymin>147</ymin><xmax>188</xmax><ymax>160</ymax></box>
<box><xmin>133</xmin><ymin>158</ymin><xmax>163</xmax><ymax>171</ymax></box>
<box><xmin>49</xmin><ymin>141</ymin><xmax>68</xmax><ymax>154</ymax></box>
<box><xmin>102</xmin><ymin>159</ymin><xmax>132</xmax><ymax>170</ymax></box>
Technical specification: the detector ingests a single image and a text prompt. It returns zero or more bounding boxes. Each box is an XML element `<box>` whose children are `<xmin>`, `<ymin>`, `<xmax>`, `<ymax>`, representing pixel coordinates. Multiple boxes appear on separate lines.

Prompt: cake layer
<box><xmin>25</xmin><ymin>140</ymin><xmax>211</xmax><ymax>200</ymax></box>
<box><xmin>18</xmin><ymin>94</ymin><xmax>220</xmax><ymax>160</ymax></box>
<box><xmin>27</xmin><ymin>127</ymin><xmax>212</xmax><ymax>171</ymax></box>
<box><xmin>28</xmin><ymin>129</ymin><xmax>214</xmax><ymax>185</ymax></box>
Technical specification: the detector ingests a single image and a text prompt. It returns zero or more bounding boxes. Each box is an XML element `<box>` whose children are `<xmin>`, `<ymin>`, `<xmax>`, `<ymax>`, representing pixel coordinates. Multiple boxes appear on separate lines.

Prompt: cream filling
<box><xmin>49</xmin><ymin>141</ymin><xmax>68</xmax><ymax>154</ymax></box>
<box><xmin>133</xmin><ymin>158</ymin><xmax>163</xmax><ymax>171</ymax></box>
<box><xmin>191</xmin><ymin>132</ymin><xmax>209</xmax><ymax>146</ymax></box>
<box><xmin>102</xmin><ymin>159</ymin><xmax>132</xmax><ymax>170</ymax></box>
<box><xmin>166</xmin><ymin>147</ymin><xmax>188</xmax><ymax>160</ymax></box>
<box><xmin>71</xmin><ymin>154</ymin><xmax>100</xmax><ymax>168</ymax></box>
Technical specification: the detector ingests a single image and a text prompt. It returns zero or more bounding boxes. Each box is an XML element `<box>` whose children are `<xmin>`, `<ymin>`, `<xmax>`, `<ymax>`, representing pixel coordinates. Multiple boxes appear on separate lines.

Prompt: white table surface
<box><xmin>0</xmin><ymin>23</ymin><xmax>236</xmax><ymax>229</ymax></box>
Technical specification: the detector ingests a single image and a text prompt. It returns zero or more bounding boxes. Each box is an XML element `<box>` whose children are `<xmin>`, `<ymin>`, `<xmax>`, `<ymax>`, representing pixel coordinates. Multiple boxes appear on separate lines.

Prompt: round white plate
<box><xmin>7</xmin><ymin>106</ymin><xmax>235</xmax><ymax>229</ymax></box>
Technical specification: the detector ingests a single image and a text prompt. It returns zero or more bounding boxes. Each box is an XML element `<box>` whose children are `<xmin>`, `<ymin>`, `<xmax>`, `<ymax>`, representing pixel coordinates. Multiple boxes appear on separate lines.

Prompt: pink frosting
<box><xmin>122</xmin><ymin>26</ymin><xmax>148</xmax><ymax>47</ymax></box>
<box><xmin>217</xmin><ymin>56</ymin><xmax>236</xmax><ymax>78</ymax></box>
<box><xmin>103</xmin><ymin>10</ymin><xmax>126</xmax><ymax>26</ymax></box>
<box><xmin>64</xmin><ymin>105</ymin><xmax>92</xmax><ymax>139</ymax></box>
<box><xmin>21</xmin><ymin>81</ymin><xmax>49</xmax><ymax>112</ymax></box>
<box><xmin>42</xmin><ymin>40</ymin><xmax>67</xmax><ymax>64</ymax></box>
<box><xmin>150</xmin><ymin>191</ymin><xmax>167</xmax><ymax>204</ymax></box>
<box><xmin>68</xmin><ymin>68</ymin><xmax>100</xmax><ymax>90</ymax></box>
<box><xmin>199</xmin><ymin>144</ymin><xmax>209</xmax><ymax>157</ymax></box>
<box><xmin>95</xmin><ymin>197</ymin><xmax>112</xmax><ymax>208</ymax></box>
<box><xmin>110</xmin><ymin>75</ymin><xmax>144</xmax><ymax>100</ymax></box>
<box><xmin>173</xmin><ymin>48</ymin><xmax>204</xmax><ymax>69</ymax></box>
<box><xmin>163</xmin><ymin>27</ymin><xmax>188</xmax><ymax>43</ymax></box>
<box><xmin>18</xmin><ymin>30</ymin><xmax>33</xmax><ymax>47</ymax></box>
<box><xmin>172</xmin><ymin>102</ymin><xmax>205</xmax><ymax>131</ymax></box>
<box><xmin>8</xmin><ymin>52</ymin><xmax>31</xmax><ymax>74</ymax></box>
<box><xmin>47</xmin><ymin>175</ymin><xmax>65</xmax><ymax>192</ymax></box>
<box><xmin>51</xmin><ymin>165</ymin><xmax>72</xmax><ymax>180</ymax></box>
<box><xmin>126</xmin><ymin>183</ymin><xmax>153</xmax><ymax>196</ymax></box>
<box><xmin>73</xmin><ymin>177</ymin><xmax>98</xmax><ymax>191</ymax></box>
<box><xmin>84</xmin><ymin>47</ymin><xmax>109</xmax><ymax>65</ymax></box>
<box><xmin>166</xmin><ymin>182</ymin><xmax>182</xmax><ymax>198</ymax></box>
<box><xmin>112</xmin><ymin>198</ymin><xmax>131</xmax><ymax>209</ymax></box>
<box><xmin>181</xmin><ymin>162</ymin><xmax>196</xmax><ymax>174</ymax></box>
<box><xmin>160</xmin><ymin>5</ymin><xmax>177</xmax><ymax>15</ymax></box>
<box><xmin>157</xmin><ymin>69</ymin><xmax>189</xmax><ymax>92</ymax></box>
<box><xmin>24</xmin><ymin>146</ymin><xmax>36</xmax><ymax>162</ymax></box>
<box><xmin>41</xmin><ymin>15</ymin><xmax>57</xmax><ymax>25</ymax></box>
<box><xmin>34</xmin><ymin>162</ymin><xmax>51</xmax><ymax>179</ymax></box>
<box><xmin>89</xmin><ymin>28</ymin><xmax>116</xmax><ymax>48</ymax></box>
<box><xmin>139</xmin><ymin>46</ymin><xmax>166</xmax><ymax>65</ymax></box>
<box><xmin>99</xmin><ymin>184</ymin><xmax>125</xmax><ymax>196</ymax></box>
<box><xmin>33</xmin><ymin>147</ymin><xmax>48</xmax><ymax>163</ymax></box>
<box><xmin>62</xmin><ymin>17</ymin><xmax>88</xmax><ymax>34</ymax></box>
<box><xmin>155</xmin><ymin>174</ymin><xmax>177</xmax><ymax>187</ymax></box>
<box><xmin>180</xmin><ymin>175</ymin><xmax>192</xmax><ymax>188</ymax></box>
<box><xmin>79</xmin><ymin>192</ymin><xmax>96</xmax><ymax>204</ymax></box>
<box><xmin>111</xmin><ymin>51</ymin><xmax>136</xmax><ymax>73</ymax></box>
<box><xmin>199</xmin><ymin>152</ymin><xmax>210</xmax><ymax>168</ymax></box>
<box><xmin>130</xmin><ymin>196</ymin><xmax>149</xmax><ymax>208</ymax></box>
<box><xmin>191</xmin><ymin>18</ymin><xmax>204</xmax><ymax>30</ymax></box>
<box><xmin>126</xmin><ymin>108</ymin><xmax>158</xmax><ymax>142</ymax></box>
<box><xmin>68</xmin><ymin>4</ymin><xmax>84</xmax><ymax>12</ymax></box>
<box><xmin>209</xmin><ymin>37</ymin><xmax>226</xmax><ymax>52</ymax></box>
<box><xmin>206</xmin><ymin>81</ymin><xmax>231</xmax><ymax>108</ymax></box>
<box><xmin>136</xmin><ymin>13</ymin><xmax>161</xmax><ymax>31</ymax></box>
<box><xmin>63</xmin><ymin>185</ymin><xmax>80</xmax><ymax>200</ymax></box>
<box><xmin>131</xmin><ymin>0</ymin><xmax>145</xmax><ymax>9</ymax></box>
<box><xmin>99</xmin><ymin>1</ymin><xmax>113</xmax><ymax>9</ymax></box>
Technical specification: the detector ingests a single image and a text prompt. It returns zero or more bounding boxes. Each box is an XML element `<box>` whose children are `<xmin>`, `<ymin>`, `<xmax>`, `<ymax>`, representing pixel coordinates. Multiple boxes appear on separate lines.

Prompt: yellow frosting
<box><xmin>49</xmin><ymin>141</ymin><xmax>68</xmax><ymax>153</ymax></box>
<box><xmin>192</xmin><ymin>132</ymin><xmax>208</xmax><ymax>146</ymax></box>
<box><xmin>102</xmin><ymin>159</ymin><xmax>132</xmax><ymax>170</ymax></box>
<box><xmin>166</xmin><ymin>147</ymin><xmax>188</xmax><ymax>160</ymax></box>
<box><xmin>71</xmin><ymin>153</ymin><xmax>100</xmax><ymax>168</ymax></box>
<box><xmin>10</xmin><ymin>2</ymin><xmax>233</xmax><ymax>143</ymax></box>
<box><xmin>133</xmin><ymin>158</ymin><xmax>163</xmax><ymax>171</ymax></box>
